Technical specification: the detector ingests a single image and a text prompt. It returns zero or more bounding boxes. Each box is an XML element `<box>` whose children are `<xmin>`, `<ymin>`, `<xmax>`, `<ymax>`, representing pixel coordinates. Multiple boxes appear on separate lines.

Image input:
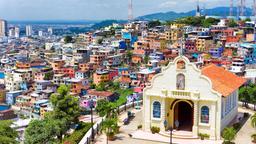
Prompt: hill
<box><xmin>137</xmin><ymin>7</ymin><xmax>253</xmax><ymax>21</ymax></box>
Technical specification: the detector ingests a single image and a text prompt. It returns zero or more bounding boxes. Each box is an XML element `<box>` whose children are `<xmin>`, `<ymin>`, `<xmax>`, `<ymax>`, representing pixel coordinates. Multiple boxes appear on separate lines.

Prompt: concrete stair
<box><xmin>159</xmin><ymin>130</ymin><xmax>198</xmax><ymax>139</ymax></box>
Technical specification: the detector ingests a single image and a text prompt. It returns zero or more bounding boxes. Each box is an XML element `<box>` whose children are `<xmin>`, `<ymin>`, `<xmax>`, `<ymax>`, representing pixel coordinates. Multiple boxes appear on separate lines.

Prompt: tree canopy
<box><xmin>0</xmin><ymin>120</ymin><xmax>18</xmax><ymax>144</ymax></box>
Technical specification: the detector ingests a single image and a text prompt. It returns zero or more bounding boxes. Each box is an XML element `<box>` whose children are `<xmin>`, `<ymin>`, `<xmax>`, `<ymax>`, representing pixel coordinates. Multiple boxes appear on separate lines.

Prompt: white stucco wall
<box><xmin>143</xmin><ymin>56</ymin><xmax>225</xmax><ymax>140</ymax></box>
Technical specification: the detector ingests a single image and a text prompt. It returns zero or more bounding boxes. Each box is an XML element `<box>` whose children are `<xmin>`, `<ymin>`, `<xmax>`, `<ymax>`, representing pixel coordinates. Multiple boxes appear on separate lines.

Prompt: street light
<box><xmin>88</xmin><ymin>98</ymin><xmax>95</xmax><ymax>142</ymax></box>
<box><xmin>169</xmin><ymin>126</ymin><xmax>173</xmax><ymax>144</ymax></box>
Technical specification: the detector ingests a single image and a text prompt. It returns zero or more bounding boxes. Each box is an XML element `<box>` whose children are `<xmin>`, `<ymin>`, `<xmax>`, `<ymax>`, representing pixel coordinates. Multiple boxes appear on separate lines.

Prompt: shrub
<box><xmin>252</xmin><ymin>134</ymin><xmax>256</xmax><ymax>143</ymax></box>
<box><xmin>198</xmin><ymin>133</ymin><xmax>210</xmax><ymax>140</ymax></box>
<box><xmin>232</xmin><ymin>123</ymin><xmax>241</xmax><ymax>131</ymax></box>
<box><xmin>137</xmin><ymin>124</ymin><xmax>142</xmax><ymax>129</ymax></box>
<box><xmin>244</xmin><ymin>112</ymin><xmax>250</xmax><ymax>118</ymax></box>
<box><xmin>150</xmin><ymin>126</ymin><xmax>160</xmax><ymax>134</ymax></box>
<box><xmin>222</xmin><ymin>127</ymin><xmax>236</xmax><ymax>144</ymax></box>
<box><xmin>63</xmin><ymin>122</ymin><xmax>91</xmax><ymax>144</ymax></box>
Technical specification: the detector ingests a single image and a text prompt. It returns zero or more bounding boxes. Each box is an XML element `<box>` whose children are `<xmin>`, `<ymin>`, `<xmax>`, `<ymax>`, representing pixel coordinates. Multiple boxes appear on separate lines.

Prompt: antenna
<box><xmin>128</xmin><ymin>0</ymin><xmax>133</xmax><ymax>21</ymax></box>
<box><xmin>230</xmin><ymin>0</ymin><xmax>233</xmax><ymax>16</ymax></box>
<box><xmin>254</xmin><ymin>0</ymin><xmax>256</xmax><ymax>16</ymax></box>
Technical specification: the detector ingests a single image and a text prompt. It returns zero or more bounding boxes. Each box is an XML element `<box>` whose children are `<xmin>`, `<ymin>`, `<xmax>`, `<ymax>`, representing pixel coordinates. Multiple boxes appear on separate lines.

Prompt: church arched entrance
<box><xmin>173</xmin><ymin>101</ymin><xmax>193</xmax><ymax>131</ymax></box>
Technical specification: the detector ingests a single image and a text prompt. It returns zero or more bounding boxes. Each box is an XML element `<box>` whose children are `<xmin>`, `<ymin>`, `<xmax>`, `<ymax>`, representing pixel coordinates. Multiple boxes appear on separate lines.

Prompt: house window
<box><xmin>176</xmin><ymin>74</ymin><xmax>185</xmax><ymax>90</ymax></box>
<box><xmin>153</xmin><ymin>101</ymin><xmax>161</xmax><ymax>118</ymax></box>
<box><xmin>201</xmin><ymin>106</ymin><xmax>209</xmax><ymax>123</ymax></box>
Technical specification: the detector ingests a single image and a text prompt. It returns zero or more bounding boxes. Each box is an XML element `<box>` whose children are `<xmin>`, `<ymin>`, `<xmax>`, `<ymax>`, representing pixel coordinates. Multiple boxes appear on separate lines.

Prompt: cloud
<box><xmin>0</xmin><ymin>0</ymin><xmax>238</xmax><ymax>20</ymax></box>
<box><xmin>159</xmin><ymin>1</ymin><xmax>178</xmax><ymax>8</ymax></box>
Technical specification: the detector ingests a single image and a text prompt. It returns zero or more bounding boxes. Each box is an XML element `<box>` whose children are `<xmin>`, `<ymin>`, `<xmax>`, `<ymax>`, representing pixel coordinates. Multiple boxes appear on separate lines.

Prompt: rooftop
<box><xmin>202</xmin><ymin>64</ymin><xmax>246</xmax><ymax>97</ymax></box>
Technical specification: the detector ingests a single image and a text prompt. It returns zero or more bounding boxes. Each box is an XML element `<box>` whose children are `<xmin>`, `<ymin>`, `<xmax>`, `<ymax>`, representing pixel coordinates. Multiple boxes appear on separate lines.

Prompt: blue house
<box><xmin>209</xmin><ymin>47</ymin><xmax>224</xmax><ymax>58</ymax></box>
<box><xmin>6</xmin><ymin>91</ymin><xmax>22</xmax><ymax>105</ymax></box>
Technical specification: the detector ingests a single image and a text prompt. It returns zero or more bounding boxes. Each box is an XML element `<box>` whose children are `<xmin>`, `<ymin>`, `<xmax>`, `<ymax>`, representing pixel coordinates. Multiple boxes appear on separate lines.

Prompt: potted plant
<box><xmin>252</xmin><ymin>134</ymin><xmax>256</xmax><ymax>143</ymax></box>
<box><xmin>198</xmin><ymin>133</ymin><xmax>209</xmax><ymax>140</ymax></box>
<box><xmin>222</xmin><ymin>127</ymin><xmax>236</xmax><ymax>144</ymax></box>
<box><xmin>101</xmin><ymin>118</ymin><xmax>118</xmax><ymax>141</ymax></box>
<box><xmin>150</xmin><ymin>126</ymin><xmax>160</xmax><ymax>134</ymax></box>
<box><xmin>137</xmin><ymin>124</ymin><xmax>142</xmax><ymax>130</ymax></box>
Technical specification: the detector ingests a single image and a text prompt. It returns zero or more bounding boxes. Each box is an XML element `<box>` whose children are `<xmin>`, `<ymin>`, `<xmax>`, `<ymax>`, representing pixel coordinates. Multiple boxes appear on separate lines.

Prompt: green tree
<box><xmin>24</xmin><ymin>119</ymin><xmax>58</xmax><ymax>144</ymax></box>
<box><xmin>252</xmin><ymin>113</ymin><xmax>256</xmax><ymax>128</ymax></box>
<box><xmin>96</xmin><ymin>82</ymin><xmax>107</xmax><ymax>91</ymax></box>
<box><xmin>126</xmin><ymin>50</ymin><xmax>133</xmax><ymax>64</ymax></box>
<box><xmin>144</xmin><ymin>55</ymin><xmax>149</xmax><ymax>64</ymax></box>
<box><xmin>101</xmin><ymin>118</ymin><xmax>118</xmax><ymax>140</ymax></box>
<box><xmin>228</xmin><ymin>19</ymin><xmax>238</xmax><ymax>27</ymax></box>
<box><xmin>49</xmin><ymin>85</ymin><xmax>81</xmax><ymax>140</ymax></box>
<box><xmin>222</xmin><ymin>127</ymin><xmax>236</xmax><ymax>144</ymax></box>
<box><xmin>0</xmin><ymin>120</ymin><xmax>18</xmax><ymax>144</ymax></box>
<box><xmin>95</xmin><ymin>99</ymin><xmax>109</xmax><ymax>117</ymax></box>
<box><xmin>64</xmin><ymin>36</ymin><xmax>73</xmax><ymax>44</ymax></box>
<box><xmin>202</xmin><ymin>17</ymin><xmax>220</xmax><ymax>28</ymax></box>
<box><xmin>148</xmin><ymin>20</ymin><xmax>161</xmax><ymax>28</ymax></box>
<box><xmin>239</xmin><ymin>87</ymin><xmax>251</xmax><ymax>107</ymax></box>
<box><xmin>44</xmin><ymin>72</ymin><xmax>54</xmax><ymax>80</ymax></box>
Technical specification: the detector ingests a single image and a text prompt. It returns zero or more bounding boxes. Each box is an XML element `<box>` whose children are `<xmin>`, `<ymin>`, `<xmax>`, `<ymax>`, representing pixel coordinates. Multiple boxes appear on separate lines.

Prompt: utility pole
<box><xmin>230</xmin><ymin>0</ymin><xmax>233</xmax><ymax>16</ymax></box>
<box><xmin>128</xmin><ymin>0</ymin><xmax>133</xmax><ymax>21</ymax></box>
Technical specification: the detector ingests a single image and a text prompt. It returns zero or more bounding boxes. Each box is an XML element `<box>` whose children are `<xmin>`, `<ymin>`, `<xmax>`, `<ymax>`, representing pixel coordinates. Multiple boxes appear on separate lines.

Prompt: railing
<box><xmin>171</xmin><ymin>90</ymin><xmax>191</xmax><ymax>97</ymax></box>
<box><xmin>79</xmin><ymin>100</ymin><xmax>143</xmax><ymax>144</ymax></box>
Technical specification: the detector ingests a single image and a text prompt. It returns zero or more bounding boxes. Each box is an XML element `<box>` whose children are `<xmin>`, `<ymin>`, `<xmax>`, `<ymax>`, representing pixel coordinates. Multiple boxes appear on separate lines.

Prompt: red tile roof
<box><xmin>87</xmin><ymin>90</ymin><xmax>114</xmax><ymax>97</ymax></box>
<box><xmin>202</xmin><ymin>64</ymin><xmax>246</xmax><ymax>97</ymax></box>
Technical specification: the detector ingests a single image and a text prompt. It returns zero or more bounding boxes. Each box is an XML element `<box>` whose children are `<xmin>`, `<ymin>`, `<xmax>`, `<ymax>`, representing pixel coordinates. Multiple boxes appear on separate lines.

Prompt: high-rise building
<box><xmin>8</xmin><ymin>27</ymin><xmax>15</xmax><ymax>37</ymax></box>
<box><xmin>38</xmin><ymin>30</ymin><xmax>43</xmax><ymax>37</ymax></box>
<box><xmin>48</xmin><ymin>27</ymin><xmax>53</xmax><ymax>35</ymax></box>
<box><xmin>0</xmin><ymin>19</ymin><xmax>7</xmax><ymax>37</ymax></box>
<box><xmin>26</xmin><ymin>25</ymin><xmax>32</xmax><ymax>36</ymax></box>
<box><xmin>15</xmin><ymin>27</ymin><xmax>20</xmax><ymax>38</ymax></box>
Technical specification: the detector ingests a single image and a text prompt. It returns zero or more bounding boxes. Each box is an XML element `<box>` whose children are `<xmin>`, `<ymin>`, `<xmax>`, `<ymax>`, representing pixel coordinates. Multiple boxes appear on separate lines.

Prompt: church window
<box><xmin>176</xmin><ymin>73</ymin><xmax>185</xmax><ymax>90</ymax></box>
<box><xmin>153</xmin><ymin>101</ymin><xmax>161</xmax><ymax>118</ymax></box>
<box><xmin>201</xmin><ymin>106</ymin><xmax>209</xmax><ymax>123</ymax></box>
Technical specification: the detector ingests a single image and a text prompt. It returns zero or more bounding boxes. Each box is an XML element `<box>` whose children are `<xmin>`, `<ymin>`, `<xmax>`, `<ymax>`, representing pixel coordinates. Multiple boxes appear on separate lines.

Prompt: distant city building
<box><xmin>48</xmin><ymin>27</ymin><xmax>53</xmax><ymax>35</ymax></box>
<box><xmin>0</xmin><ymin>19</ymin><xmax>7</xmax><ymax>37</ymax></box>
<box><xmin>38</xmin><ymin>31</ymin><xmax>43</xmax><ymax>37</ymax></box>
<box><xmin>8</xmin><ymin>27</ymin><xmax>15</xmax><ymax>37</ymax></box>
<box><xmin>14</xmin><ymin>27</ymin><xmax>20</xmax><ymax>38</ymax></box>
<box><xmin>26</xmin><ymin>25</ymin><xmax>32</xmax><ymax>36</ymax></box>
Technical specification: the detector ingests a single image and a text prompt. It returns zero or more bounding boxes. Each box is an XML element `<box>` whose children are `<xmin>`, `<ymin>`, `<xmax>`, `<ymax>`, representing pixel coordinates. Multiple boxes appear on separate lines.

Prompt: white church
<box><xmin>143</xmin><ymin>56</ymin><xmax>245</xmax><ymax>140</ymax></box>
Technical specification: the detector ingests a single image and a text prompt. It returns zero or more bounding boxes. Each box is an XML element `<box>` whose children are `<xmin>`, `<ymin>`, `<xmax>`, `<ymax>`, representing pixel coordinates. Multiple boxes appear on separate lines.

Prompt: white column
<box><xmin>210</xmin><ymin>103</ymin><xmax>216</xmax><ymax>140</ymax></box>
<box><xmin>143</xmin><ymin>95</ymin><xmax>151</xmax><ymax>132</ymax></box>
<box><xmin>192</xmin><ymin>100</ymin><xmax>199</xmax><ymax>137</ymax></box>
<box><xmin>160</xmin><ymin>97</ymin><xmax>166</xmax><ymax>131</ymax></box>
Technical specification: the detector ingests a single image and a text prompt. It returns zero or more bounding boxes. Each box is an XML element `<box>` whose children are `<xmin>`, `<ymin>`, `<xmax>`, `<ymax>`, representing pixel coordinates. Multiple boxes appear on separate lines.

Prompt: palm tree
<box><xmin>251</xmin><ymin>134</ymin><xmax>256</xmax><ymax>143</ymax></box>
<box><xmin>251</xmin><ymin>113</ymin><xmax>256</xmax><ymax>128</ymax></box>
<box><xmin>222</xmin><ymin>127</ymin><xmax>236</xmax><ymax>144</ymax></box>
<box><xmin>101</xmin><ymin>118</ymin><xmax>118</xmax><ymax>141</ymax></box>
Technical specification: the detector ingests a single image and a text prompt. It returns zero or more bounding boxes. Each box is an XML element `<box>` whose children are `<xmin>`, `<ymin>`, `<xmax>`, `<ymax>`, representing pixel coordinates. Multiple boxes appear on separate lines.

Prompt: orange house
<box><xmin>226</xmin><ymin>36</ymin><xmax>241</xmax><ymax>43</ymax></box>
<box><xmin>93</xmin><ymin>70</ymin><xmax>110</xmax><ymax>85</ymax></box>
<box><xmin>50</xmin><ymin>60</ymin><xmax>65</xmax><ymax>71</ymax></box>
<box><xmin>16</xmin><ymin>61</ymin><xmax>31</xmax><ymax>69</ymax></box>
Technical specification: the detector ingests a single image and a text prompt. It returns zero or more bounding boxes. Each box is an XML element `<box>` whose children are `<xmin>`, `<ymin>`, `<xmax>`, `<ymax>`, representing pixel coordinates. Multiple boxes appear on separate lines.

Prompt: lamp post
<box><xmin>89</xmin><ymin>99</ymin><xmax>95</xmax><ymax>142</ymax></box>
<box><xmin>170</xmin><ymin>126</ymin><xmax>173</xmax><ymax>144</ymax></box>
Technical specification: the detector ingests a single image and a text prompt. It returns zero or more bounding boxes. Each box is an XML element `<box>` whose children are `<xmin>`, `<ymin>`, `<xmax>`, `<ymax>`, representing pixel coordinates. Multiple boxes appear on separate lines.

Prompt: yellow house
<box><xmin>143</xmin><ymin>56</ymin><xmax>245</xmax><ymax>140</ymax></box>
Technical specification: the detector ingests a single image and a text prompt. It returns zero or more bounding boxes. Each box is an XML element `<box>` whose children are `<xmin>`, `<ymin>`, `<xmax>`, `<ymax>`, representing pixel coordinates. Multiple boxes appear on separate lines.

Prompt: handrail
<box><xmin>79</xmin><ymin>100</ymin><xmax>143</xmax><ymax>144</ymax></box>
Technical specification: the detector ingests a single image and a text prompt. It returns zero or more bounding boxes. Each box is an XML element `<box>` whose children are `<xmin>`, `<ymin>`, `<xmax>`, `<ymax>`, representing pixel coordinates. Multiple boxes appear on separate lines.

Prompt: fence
<box><xmin>79</xmin><ymin>100</ymin><xmax>143</xmax><ymax>144</ymax></box>
<box><xmin>238</xmin><ymin>101</ymin><xmax>255</xmax><ymax>110</ymax></box>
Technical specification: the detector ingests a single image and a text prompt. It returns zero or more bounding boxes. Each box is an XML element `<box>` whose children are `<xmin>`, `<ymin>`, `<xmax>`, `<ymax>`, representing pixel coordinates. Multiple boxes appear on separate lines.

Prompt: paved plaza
<box><xmin>94</xmin><ymin>107</ymin><xmax>255</xmax><ymax>144</ymax></box>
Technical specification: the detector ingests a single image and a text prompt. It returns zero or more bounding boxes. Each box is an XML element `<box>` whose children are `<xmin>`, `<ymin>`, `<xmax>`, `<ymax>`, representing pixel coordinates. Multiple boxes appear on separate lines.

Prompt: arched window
<box><xmin>201</xmin><ymin>106</ymin><xmax>209</xmax><ymax>123</ymax></box>
<box><xmin>176</xmin><ymin>73</ymin><xmax>185</xmax><ymax>90</ymax></box>
<box><xmin>177</xmin><ymin>60</ymin><xmax>186</xmax><ymax>69</ymax></box>
<box><xmin>153</xmin><ymin>101</ymin><xmax>161</xmax><ymax>118</ymax></box>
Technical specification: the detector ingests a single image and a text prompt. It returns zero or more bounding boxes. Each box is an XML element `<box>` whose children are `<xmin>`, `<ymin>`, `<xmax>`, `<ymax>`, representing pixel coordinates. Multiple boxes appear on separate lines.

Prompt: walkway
<box><xmin>234</xmin><ymin>107</ymin><xmax>256</xmax><ymax>144</ymax></box>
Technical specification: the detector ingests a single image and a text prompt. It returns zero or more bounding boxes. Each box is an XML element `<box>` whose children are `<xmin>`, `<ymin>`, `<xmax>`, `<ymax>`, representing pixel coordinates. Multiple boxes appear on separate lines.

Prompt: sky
<box><xmin>0</xmin><ymin>0</ymin><xmax>252</xmax><ymax>21</ymax></box>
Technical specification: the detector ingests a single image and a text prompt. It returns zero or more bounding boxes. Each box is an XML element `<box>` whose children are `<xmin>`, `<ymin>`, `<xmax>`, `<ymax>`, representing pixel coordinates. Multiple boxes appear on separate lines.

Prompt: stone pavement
<box><xmin>234</xmin><ymin>107</ymin><xmax>256</xmax><ymax>144</ymax></box>
<box><xmin>94</xmin><ymin>106</ymin><xmax>255</xmax><ymax>144</ymax></box>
